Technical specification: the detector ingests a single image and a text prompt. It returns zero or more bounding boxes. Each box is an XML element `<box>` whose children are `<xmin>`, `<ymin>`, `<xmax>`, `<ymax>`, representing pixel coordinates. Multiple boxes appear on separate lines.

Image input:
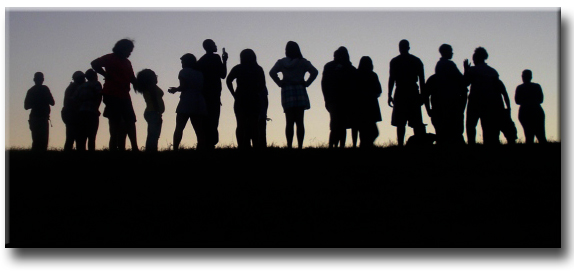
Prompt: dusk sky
<box><xmin>4</xmin><ymin>7</ymin><xmax>560</xmax><ymax>150</ymax></box>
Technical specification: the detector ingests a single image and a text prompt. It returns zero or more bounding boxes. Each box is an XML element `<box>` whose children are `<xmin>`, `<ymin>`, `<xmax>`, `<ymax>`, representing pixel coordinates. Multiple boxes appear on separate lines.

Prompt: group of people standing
<box><xmin>23</xmin><ymin>38</ymin><xmax>548</xmax><ymax>152</ymax></box>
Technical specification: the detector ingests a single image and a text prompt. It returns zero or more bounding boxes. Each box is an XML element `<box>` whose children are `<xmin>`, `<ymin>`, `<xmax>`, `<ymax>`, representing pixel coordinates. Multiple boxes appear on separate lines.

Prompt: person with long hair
<box><xmin>226</xmin><ymin>49</ymin><xmax>267</xmax><ymax>149</ymax></box>
<box><xmin>135</xmin><ymin>69</ymin><xmax>165</xmax><ymax>152</ymax></box>
<box><xmin>322</xmin><ymin>46</ymin><xmax>356</xmax><ymax>148</ymax></box>
<box><xmin>351</xmin><ymin>56</ymin><xmax>382</xmax><ymax>148</ymax></box>
<box><xmin>269</xmin><ymin>41</ymin><xmax>318</xmax><ymax>149</ymax></box>
<box><xmin>169</xmin><ymin>53</ymin><xmax>207</xmax><ymax>150</ymax></box>
<box><xmin>91</xmin><ymin>38</ymin><xmax>139</xmax><ymax>151</ymax></box>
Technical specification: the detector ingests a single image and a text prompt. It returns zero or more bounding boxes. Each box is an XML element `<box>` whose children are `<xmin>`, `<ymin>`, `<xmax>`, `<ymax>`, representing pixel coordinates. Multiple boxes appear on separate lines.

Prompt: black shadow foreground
<box><xmin>7</xmin><ymin>144</ymin><xmax>560</xmax><ymax>247</ymax></box>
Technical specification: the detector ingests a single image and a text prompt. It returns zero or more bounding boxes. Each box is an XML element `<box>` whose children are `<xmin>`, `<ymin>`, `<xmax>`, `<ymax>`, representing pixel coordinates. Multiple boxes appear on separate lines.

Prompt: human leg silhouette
<box><xmin>173</xmin><ymin>113</ymin><xmax>190</xmax><ymax>151</ymax></box>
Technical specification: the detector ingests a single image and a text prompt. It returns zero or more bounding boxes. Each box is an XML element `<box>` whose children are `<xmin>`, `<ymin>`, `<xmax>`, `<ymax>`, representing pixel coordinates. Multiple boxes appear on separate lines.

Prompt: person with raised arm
<box><xmin>463</xmin><ymin>47</ymin><xmax>514</xmax><ymax>145</ymax></box>
<box><xmin>196</xmin><ymin>39</ymin><xmax>228</xmax><ymax>150</ymax></box>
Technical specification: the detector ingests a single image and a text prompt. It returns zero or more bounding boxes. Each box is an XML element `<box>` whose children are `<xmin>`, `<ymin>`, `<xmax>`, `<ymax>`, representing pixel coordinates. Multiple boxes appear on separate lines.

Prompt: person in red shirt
<box><xmin>91</xmin><ymin>39</ymin><xmax>139</xmax><ymax>151</ymax></box>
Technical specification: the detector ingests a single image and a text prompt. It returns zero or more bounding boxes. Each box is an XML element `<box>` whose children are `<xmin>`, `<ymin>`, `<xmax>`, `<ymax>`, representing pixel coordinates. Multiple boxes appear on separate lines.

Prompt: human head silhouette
<box><xmin>522</xmin><ymin>69</ymin><xmax>533</xmax><ymax>83</ymax></box>
<box><xmin>113</xmin><ymin>39</ymin><xmax>134</xmax><ymax>59</ymax></box>
<box><xmin>358</xmin><ymin>56</ymin><xmax>374</xmax><ymax>72</ymax></box>
<box><xmin>240</xmin><ymin>49</ymin><xmax>257</xmax><ymax>65</ymax></box>
<box><xmin>85</xmin><ymin>69</ymin><xmax>98</xmax><ymax>82</ymax></box>
<box><xmin>472</xmin><ymin>47</ymin><xmax>488</xmax><ymax>65</ymax></box>
<box><xmin>136</xmin><ymin>69</ymin><xmax>158</xmax><ymax>93</ymax></box>
<box><xmin>72</xmin><ymin>71</ymin><xmax>86</xmax><ymax>84</ymax></box>
<box><xmin>285</xmin><ymin>41</ymin><xmax>303</xmax><ymax>59</ymax></box>
<box><xmin>439</xmin><ymin>44</ymin><xmax>453</xmax><ymax>60</ymax></box>
<box><xmin>180</xmin><ymin>53</ymin><xmax>197</xmax><ymax>69</ymax></box>
<box><xmin>334</xmin><ymin>46</ymin><xmax>350</xmax><ymax>65</ymax></box>
<box><xmin>203</xmin><ymin>39</ymin><xmax>217</xmax><ymax>53</ymax></box>
<box><xmin>33</xmin><ymin>72</ymin><xmax>44</xmax><ymax>86</ymax></box>
<box><xmin>399</xmin><ymin>39</ymin><xmax>410</xmax><ymax>55</ymax></box>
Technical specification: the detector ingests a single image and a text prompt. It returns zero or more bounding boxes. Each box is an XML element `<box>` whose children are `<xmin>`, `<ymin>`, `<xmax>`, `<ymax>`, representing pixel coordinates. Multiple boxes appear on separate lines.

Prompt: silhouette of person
<box><xmin>61</xmin><ymin>71</ymin><xmax>85</xmax><ymax>151</ymax></box>
<box><xmin>24</xmin><ymin>72</ymin><xmax>55</xmax><ymax>151</ymax></box>
<box><xmin>496</xmin><ymin>79</ymin><xmax>518</xmax><ymax>144</ymax></box>
<box><xmin>515</xmin><ymin>69</ymin><xmax>547</xmax><ymax>144</ymax></box>
<box><xmin>196</xmin><ymin>39</ymin><xmax>228</xmax><ymax>150</ymax></box>
<box><xmin>350</xmin><ymin>56</ymin><xmax>382</xmax><ymax>148</ymax></box>
<box><xmin>425</xmin><ymin>44</ymin><xmax>467</xmax><ymax>145</ymax></box>
<box><xmin>269</xmin><ymin>41</ymin><xmax>318</xmax><ymax>149</ymax></box>
<box><xmin>76</xmin><ymin>69</ymin><xmax>103</xmax><ymax>151</ymax></box>
<box><xmin>169</xmin><ymin>53</ymin><xmax>207</xmax><ymax>151</ymax></box>
<box><xmin>463</xmin><ymin>47</ymin><xmax>513</xmax><ymax>145</ymax></box>
<box><xmin>91</xmin><ymin>38</ymin><xmax>139</xmax><ymax>151</ymax></box>
<box><xmin>322</xmin><ymin>46</ymin><xmax>356</xmax><ymax>148</ymax></box>
<box><xmin>388</xmin><ymin>39</ymin><xmax>427</xmax><ymax>147</ymax></box>
<box><xmin>135</xmin><ymin>69</ymin><xmax>165</xmax><ymax>152</ymax></box>
<box><xmin>226</xmin><ymin>49</ymin><xmax>267</xmax><ymax>149</ymax></box>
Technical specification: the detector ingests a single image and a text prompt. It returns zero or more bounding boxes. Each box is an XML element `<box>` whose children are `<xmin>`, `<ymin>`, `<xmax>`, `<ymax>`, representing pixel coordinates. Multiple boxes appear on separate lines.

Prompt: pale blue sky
<box><xmin>5</xmin><ymin>8</ymin><xmax>560</xmax><ymax>149</ymax></box>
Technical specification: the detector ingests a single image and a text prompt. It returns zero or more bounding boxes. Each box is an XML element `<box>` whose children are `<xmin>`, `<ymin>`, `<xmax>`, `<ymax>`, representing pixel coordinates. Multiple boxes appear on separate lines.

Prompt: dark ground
<box><xmin>6</xmin><ymin>143</ymin><xmax>562</xmax><ymax>248</ymax></box>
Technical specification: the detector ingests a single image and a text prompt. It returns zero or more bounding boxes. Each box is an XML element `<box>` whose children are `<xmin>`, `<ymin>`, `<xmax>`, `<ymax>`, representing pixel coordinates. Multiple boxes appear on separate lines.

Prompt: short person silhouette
<box><xmin>135</xmin><ymin>69</ymin><xmax>165</xmax><ymax>152</ymax></box>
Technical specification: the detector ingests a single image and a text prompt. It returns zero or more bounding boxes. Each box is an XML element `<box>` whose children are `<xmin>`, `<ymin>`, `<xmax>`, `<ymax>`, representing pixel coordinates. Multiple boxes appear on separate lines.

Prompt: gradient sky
<box><xmin>5</xmin><ymin>8</ymin><xmax>560</xmax><ymax>150</ymax></box>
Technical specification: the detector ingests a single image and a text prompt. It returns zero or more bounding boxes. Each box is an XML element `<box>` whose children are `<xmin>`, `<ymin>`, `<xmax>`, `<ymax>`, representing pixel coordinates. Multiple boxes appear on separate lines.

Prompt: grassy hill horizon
<box><xmin>6</xmin><ymin>142</ymin><xmax>561</xmax><ymax>247</ymax></box>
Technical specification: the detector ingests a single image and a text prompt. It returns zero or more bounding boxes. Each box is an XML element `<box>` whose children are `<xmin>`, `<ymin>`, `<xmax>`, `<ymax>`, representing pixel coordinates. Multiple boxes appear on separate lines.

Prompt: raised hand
<box><xmin>222</xmin><ymin>47</ymin><xmax>228</xmax><ymax>62</ymax></box>
<box><xmin>463</xmin><ymin>59</ymin><xmax>471</xmax><ymax>71</ymax></box>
